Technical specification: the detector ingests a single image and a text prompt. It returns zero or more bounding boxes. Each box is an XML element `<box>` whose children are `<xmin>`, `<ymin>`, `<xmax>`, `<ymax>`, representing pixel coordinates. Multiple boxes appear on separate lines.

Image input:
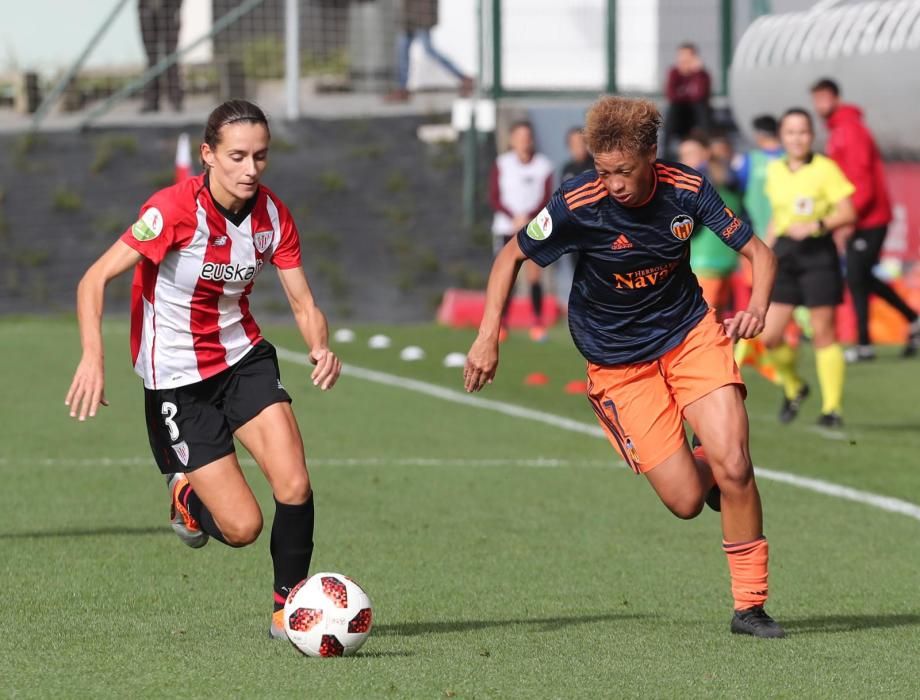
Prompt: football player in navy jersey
<box><xmin>464</xmin><ymin>96</ymin><xmax>784</xmax><ymax>638</ymax></box>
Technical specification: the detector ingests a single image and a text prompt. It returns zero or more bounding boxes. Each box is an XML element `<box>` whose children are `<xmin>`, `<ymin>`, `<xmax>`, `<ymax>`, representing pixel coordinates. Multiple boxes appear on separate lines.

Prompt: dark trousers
<box><xmin>139</xmin><ymin>0</ymin><xmax>183</xmax><ymax>110</ymax></box>
<box><xmin>846</xmin><ymin>225</ymin><xmax>918</xmax><ymax>345</ymax></box>
<box><xmin>663</xmin><ymin>101</ymin><xmax>710</xmax><ymax>157</ymax></box>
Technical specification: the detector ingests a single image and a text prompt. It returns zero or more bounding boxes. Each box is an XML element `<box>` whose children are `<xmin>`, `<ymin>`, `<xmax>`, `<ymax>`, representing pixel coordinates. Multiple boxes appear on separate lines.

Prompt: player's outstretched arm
<box><xmin>277</xmin><ymin>266</ymin><xmax>341</xmax><ymax>391</ymax></box>
<box><xmin>727</xmin><ymin>235</ymin><xmax>776</xmax><ymax>340</ymax></box>
<box><xmin>464</xmin><ymin>236</ymin><xmax>527</xmax><ymax>393</ymax></box>
<box><xmin>66</xmin><ymin>241</ymin><xmax>143</xmax><ymax>421</ymax></box>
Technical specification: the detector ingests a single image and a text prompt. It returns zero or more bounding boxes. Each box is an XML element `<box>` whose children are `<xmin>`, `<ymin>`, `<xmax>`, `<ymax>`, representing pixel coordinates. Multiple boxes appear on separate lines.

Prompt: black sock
<box><xmin>530</xmin><ymin>282</ymin><xmax>543</xmax><ymax>324</ymax></box>
<box><xmin>183</xmin><ymin>485</ymin><xmax>229</xmax><ymax>545</ymax></box>
<box><xmin>271</xmin><ymin>494</ymin><xmax>315</xmax><ymax>610</ymax></box>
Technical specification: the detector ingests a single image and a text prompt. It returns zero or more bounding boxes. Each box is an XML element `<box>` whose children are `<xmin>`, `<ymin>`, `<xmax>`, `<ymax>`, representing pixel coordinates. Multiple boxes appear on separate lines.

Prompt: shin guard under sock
<box><xmin>723</xmin><ymin>536</ymin><xmax>769</xmax><ymax>611</ymax></box>
<box><xmin>271</xmin><ymin>494</ymin><xmax>315</xmax><ymax>610</ymax></box>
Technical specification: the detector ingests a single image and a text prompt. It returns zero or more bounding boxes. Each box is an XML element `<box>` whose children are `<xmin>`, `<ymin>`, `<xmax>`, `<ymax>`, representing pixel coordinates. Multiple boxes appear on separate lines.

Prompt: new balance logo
<box><xmin>611</xmin><ymin>234</ymin><xmax>633</xmax><ymax>250</ymax></box>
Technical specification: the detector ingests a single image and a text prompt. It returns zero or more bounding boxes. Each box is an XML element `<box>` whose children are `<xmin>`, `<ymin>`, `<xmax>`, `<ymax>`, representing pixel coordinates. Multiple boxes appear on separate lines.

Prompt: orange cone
<box><xmin>524</xmin><ymin>372</ymin><xmax>550</xmax><ymax>386</ymax></box>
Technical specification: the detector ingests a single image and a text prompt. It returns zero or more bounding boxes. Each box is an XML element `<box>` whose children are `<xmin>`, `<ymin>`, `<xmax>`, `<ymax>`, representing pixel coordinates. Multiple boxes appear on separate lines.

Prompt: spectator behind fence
<box><xmin>139</xmin><ymin>0</ymin><xmax>184</xmax><ymax>113</ymax></box>
<box><xmin>561</xmin><ymin>127</ymin><xmax>593</xmax><ymax>184</ymax></box>
<box><xmin>810</xmin><ymin>78</ymin><xmax>920</xmax><ymax>361</ymax></box>
<box><xmin>385</xmin><ymin>0</ymin><xmax>472</xmax><ymax>102</ymax></box>
<box><xmin>678</xmin><ymin>133</ymin><xmax>740</xmax><ymax>320</ymax></box>
<box><xmin>663</xmin><ymin>43</ymin><xmax>711</xmax><ymax>156</ymax></box>
<box><xmin>736</xmin><ymin>116</ymin><xmax>783</xmax><ymax>240</ymax></box>
<box><xmin>708</xmin><ymin>133</ymin><xmax>741</xmax><ymax>191</ymax></box>
<box><xmin>760</xmin><ymin>108</ymin><xmax>856</xmax><ymax>429</ymax></box>
<box><xmin>554</xmin><ymin>126</ymin><xmax>594</xmax><ymax>302</ymax></box>
<box><xmin>489</xmin><ymin>121</ymin><xmax>554</xmax><ymax>341</ymax></box>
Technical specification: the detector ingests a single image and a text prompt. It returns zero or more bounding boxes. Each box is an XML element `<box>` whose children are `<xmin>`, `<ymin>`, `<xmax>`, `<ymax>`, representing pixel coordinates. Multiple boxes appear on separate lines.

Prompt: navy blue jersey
<box><xmin>517</xmin><ymin>160</ymin><xmax>754</xmax><ymax>366</ymax></box>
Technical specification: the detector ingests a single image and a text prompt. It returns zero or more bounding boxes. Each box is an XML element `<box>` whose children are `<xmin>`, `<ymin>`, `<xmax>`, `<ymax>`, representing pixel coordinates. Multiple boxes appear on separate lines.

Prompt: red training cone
<box><xmin>524</xmin><ymin>372</ymin><xmax>550</xmax><ymax>386</ymax></box>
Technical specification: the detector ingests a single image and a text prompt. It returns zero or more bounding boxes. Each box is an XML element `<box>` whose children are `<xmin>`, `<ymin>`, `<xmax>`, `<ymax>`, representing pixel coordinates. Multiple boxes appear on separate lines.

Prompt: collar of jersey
<box><xmin>782</xmin><ymin>152</ymin><xmax>815</xmax><ymax>172</ymax></box>
<box><xmin>203</xmin><ymin>173</ymin><xmax>259</xmax><ymax>227</ymax></box>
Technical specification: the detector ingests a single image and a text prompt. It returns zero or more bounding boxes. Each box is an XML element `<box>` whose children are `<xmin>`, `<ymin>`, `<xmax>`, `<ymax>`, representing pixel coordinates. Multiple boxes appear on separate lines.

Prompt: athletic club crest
<box><xmin>253</xmin><ymin>230</ymin><xmax>274</xmax><ymax>253</ymax></box>
<box><xmin>670</xmin><ymin>214</ymin><xmax>695</xmax><ymax>241</ymax></box>
<box><xmin>171</xmin><ymin>440</ymin><xmax>190</xmax><ymax>467</ymax></box>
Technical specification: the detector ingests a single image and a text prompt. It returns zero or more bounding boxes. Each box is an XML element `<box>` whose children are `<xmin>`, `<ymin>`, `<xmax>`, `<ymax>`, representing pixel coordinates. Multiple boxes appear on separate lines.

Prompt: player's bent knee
<box><xmin>712</xmin><ymin>450</ymin><xmax>753</xmax><ymax>493</ymax></box>
<box><xmin>665</xmin><ymin>496</ymin><xmax>705</xmax><ymax>520</ymax></box>
<box><xmin>273</xmin><ymin>469</ymin><xmax>311</xmax><ymax>505</ymax></box>
<box><xmin>220</xmin><ymin>512</ymin><xmax>264</xmax><ymax>547</ymax></box>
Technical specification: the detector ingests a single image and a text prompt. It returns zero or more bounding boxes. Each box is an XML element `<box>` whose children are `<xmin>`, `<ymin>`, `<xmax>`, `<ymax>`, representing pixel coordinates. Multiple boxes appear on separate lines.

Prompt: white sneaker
<box><xmin>166</xmin><ymin>473</ymin><xmax>209</xmax><ymax>549</ymax></box>
<box><xmin>845</xmin><ymin>345</ymin><xmax>875</xmax><ymax>363</ymax></box>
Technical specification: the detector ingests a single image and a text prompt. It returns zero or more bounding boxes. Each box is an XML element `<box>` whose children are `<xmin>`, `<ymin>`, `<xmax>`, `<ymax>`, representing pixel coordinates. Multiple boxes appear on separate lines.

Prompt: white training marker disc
<box><xmin>443</xmin><ymin>352</ymin><xmax>467</xmax><ymax>368</ymax></box>
<box><xmin>333</xmin><ymin>328</ymin><xmax>356</xmax><ymax>343</ymax></box>
<box><xmin>368</xmin><ymin>334</ymin><xmax>392</xmax><ymax>349</ymax></box>
<box><xmin>400</xmin><ymin>346</ymin><xmax>425</xmax><ymax>361</ymax></box>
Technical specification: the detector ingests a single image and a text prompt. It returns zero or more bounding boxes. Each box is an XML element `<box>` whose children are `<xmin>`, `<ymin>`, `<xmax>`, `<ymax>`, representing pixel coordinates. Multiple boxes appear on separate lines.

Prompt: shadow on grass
<box><xmin>784</xmin><ymin>613</ymin><xmax>920</xmax><ymax>635</ymax></box>
<box><xmin>0</xmin><ymin>526</ymin><xmax>166</xmax><ymax>540</ymax></box>
<box><xmin>376</xmin><ymin>612</ymin><xmax>649</xmax><ymax>637</ymax></box>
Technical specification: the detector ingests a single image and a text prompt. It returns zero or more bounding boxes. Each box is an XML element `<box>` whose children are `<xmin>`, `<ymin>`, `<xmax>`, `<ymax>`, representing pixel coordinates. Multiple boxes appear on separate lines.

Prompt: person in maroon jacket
<box><xmin>663</xmin><ymin>43</ymin><xmax>711</xmax><ymax>157</ymax></box>
<box><xmin>811</xmin><ymin>78</ymin><xmax>920</xmax><ymax>360</ymax></box>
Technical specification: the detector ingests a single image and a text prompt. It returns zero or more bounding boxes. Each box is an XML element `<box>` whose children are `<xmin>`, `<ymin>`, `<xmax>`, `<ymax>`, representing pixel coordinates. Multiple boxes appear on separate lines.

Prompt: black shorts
<box><xmin>771</xmin><ymin>235</ymin><xmax>843</xmax><ymax>308</ymax></box>
<box><xmin>144</xmin><ymin>340</ymin><xmax>292</xmax><ymax>474</ymax></box>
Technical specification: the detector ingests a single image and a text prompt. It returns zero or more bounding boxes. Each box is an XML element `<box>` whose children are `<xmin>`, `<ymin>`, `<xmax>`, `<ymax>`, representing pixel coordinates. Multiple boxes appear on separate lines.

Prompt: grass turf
<box><xmin>1</xmin><ymin>317</ymin><xmax>919</xmax><ymax>698</ymax></box>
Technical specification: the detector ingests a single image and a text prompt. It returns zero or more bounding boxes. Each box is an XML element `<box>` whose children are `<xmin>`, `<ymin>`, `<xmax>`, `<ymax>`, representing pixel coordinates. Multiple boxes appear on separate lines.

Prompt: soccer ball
<box><xmin>283</xmin><ymin>572</ymin><xmax>373</xmax><ymax>657</ymax></box>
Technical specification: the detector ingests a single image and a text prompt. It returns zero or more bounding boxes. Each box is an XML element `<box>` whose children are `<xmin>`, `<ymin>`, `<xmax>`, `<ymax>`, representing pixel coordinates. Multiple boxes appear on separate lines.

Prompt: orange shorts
<box><xmin>586</xmin><ymin>309</ymin><xmax>745</xmax><ymax>474</ymax></box>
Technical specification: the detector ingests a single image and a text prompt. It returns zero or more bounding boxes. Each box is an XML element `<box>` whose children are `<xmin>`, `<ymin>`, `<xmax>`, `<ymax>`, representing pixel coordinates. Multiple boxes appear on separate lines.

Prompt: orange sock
<box><xmin>722</xmin><ymin>536</ymin><xmax>769</xmax><ymax>611</ymax></box>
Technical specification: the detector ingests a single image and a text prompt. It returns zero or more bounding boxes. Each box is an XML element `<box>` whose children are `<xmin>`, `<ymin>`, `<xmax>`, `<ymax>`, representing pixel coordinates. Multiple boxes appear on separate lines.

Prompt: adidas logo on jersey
<box><xmin>611</xmin><ymin>234</ymin><xmax>633</xmax><ymax>250</ymax></box>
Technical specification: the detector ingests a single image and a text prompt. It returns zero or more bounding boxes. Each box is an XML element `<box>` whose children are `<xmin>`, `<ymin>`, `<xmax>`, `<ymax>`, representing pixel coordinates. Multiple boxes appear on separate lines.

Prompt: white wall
<box><xmin>411</xmin><ymin>0</ymin><xmax>660</xmax><ymax>92</ymax></box>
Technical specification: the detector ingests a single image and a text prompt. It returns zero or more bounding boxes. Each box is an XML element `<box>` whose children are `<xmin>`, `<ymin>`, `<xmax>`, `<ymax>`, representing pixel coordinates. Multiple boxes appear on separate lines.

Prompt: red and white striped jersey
<box><xmin>119</xmin><ymin>174</ymin><xmax>302</xmax><ymax>389</ymax></box>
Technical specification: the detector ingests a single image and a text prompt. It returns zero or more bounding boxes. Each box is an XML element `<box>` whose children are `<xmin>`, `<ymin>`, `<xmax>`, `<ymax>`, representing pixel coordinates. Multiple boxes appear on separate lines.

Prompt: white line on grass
<box><xmin>275</xmin><ymin>346</ymin><xmax>920</xmax><ymax>523</ymax></box>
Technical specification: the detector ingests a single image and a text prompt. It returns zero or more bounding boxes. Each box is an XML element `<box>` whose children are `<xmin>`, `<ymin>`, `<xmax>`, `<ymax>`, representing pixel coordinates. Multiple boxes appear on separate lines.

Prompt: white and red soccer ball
<box><xmin>283</xmin><ymin>572</ymin><xmax>373</xmax><ymax>657</ymax></box>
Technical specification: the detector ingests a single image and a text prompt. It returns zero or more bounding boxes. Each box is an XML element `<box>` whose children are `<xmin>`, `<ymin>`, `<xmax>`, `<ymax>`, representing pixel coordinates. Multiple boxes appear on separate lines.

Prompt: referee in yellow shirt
<box><xmin>761</xmin><ymin>108</ymin><xmax>856</xmax><ymax>428</ymax></box>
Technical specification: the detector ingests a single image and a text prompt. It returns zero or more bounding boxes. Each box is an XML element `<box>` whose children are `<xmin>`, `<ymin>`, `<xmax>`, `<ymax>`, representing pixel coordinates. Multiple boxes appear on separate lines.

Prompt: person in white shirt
<box><xmin>489</xmin><ymin>121</ymin><xmax>554</xmax><ymax>341</ymax></box>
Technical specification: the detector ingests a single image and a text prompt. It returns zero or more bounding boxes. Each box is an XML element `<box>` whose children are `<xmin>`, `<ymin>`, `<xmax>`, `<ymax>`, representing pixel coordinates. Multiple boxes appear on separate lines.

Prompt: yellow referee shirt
<box><xmin>765</xmin><ymin>153</ymin><xmax>855</xmax><ymax>236</ymax></box>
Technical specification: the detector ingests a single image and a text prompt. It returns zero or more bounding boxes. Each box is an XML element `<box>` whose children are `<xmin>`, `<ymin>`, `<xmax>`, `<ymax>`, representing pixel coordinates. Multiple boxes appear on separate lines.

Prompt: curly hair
<box><xmin>584</xmin><ymin>96</ymin><xmax>661</xmax><ymax>155</ymax></box>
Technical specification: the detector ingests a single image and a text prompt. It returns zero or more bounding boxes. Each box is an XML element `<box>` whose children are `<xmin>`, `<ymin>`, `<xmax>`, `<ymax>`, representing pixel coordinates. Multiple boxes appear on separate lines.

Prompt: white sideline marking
<box><xmin>276</xmin><ymin>346</ymin><xmax>920</xmax><ymax>524</ymax></box>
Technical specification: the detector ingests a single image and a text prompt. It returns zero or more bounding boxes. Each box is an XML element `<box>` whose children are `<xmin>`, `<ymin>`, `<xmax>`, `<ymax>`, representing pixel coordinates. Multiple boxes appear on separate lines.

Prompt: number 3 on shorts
<box><xmin>161</xmin><ymin>401</ymin><xmax>180</xmax><ymax>442</ymax></box>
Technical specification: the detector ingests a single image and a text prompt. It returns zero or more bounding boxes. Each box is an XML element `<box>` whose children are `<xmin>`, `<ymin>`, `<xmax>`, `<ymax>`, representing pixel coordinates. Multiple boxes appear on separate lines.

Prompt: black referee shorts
<box><xmin>771</xmin><ymin>235</ymin><xmax>843</xmax><ymax>308</ymax></box>
<box><xmin>144</xmin><ymin>340</ymin><xmax>292</xmax><ymax>474</ymax></box>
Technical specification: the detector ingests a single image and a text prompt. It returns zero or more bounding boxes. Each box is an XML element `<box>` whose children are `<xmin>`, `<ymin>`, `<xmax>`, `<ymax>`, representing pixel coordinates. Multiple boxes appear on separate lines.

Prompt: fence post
<box><xmin>285</xmin><ymin>0</ymin><xmax>300</xmax><ymax>120</ymax></box>
<box><xmin>606</xmin><ymin>0</ymin><xmax>617</xmax><ymax>94</ymax></box>
<box><xmin>721</xmin><ymin>0</ymin><xmax>733</xmax><ymax>95</ymax></box>
<box><xmin>492</xmin><ymin>0</ymin><xmax>502</xmax><ymax>99</ymax></box>
<box><xmin>464</xmin><ymin>0</ymin><xmax>484</xmax><ymax>228</ymax></box>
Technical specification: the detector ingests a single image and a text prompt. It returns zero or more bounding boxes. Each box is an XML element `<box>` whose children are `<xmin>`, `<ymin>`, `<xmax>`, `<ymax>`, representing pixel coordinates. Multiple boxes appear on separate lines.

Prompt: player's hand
<box><xmin>464</xmin><ymin>336</ymin><xmax>499</xmax><ymax>392</ymax></box>
<box><xmin>309</xmin><ymin>347</ymin><xmax>341</xmax><ymax>391</ymax></box>
<box><xmin>65</xmin><ymin>355</ymin><xmax>109</xmax><ymax>421</ymax></box>
<box><xmin>833</xmin><ymin>225</ymin><xmax>854</xmax><ymax>255</ymax></box>
<box><xmin>724</xmin><ymin>307</ymin><xmax>765</xmax><ymax>341</ymax></box>
<box><xmin>785</xmin><ymin>221</ymin><xmax>819</xmax><ymax>240</ymax></box>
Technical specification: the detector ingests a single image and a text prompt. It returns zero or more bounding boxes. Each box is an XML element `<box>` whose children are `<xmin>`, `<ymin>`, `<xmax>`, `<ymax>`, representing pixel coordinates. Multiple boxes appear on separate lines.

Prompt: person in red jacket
<box><xmin>663</xmin><ymin>43</ymin><xmax>711</xmax><ymax>157</ymax></box>
<box><xmin>811</xmin><ymin>78</ymin><xmax>920</xmax><ymax>360</ymax></box>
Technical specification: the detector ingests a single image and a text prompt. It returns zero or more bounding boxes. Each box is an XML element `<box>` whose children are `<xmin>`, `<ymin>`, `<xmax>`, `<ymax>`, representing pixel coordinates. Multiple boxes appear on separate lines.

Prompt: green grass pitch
<box><xmin>2</xmin><ymin>317</ymin><xmax>919</xmax><ymax>698</ymax></box>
